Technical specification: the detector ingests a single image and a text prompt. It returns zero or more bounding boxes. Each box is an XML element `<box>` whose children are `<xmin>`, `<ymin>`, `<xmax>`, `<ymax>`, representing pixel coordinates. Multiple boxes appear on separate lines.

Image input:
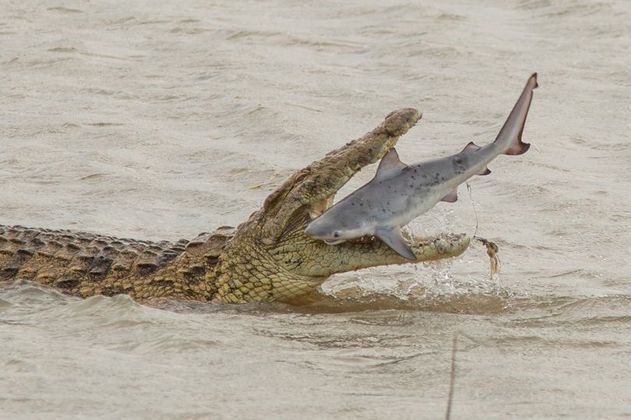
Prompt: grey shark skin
<box><xmin>305</xmin><ymin>73</ymin><xmax>538</xmax><ymax>260</ymax></box>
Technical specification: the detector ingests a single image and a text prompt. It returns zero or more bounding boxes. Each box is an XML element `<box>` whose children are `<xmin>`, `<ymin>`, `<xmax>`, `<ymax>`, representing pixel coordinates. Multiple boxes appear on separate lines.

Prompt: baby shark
<box><xmin>305</xmin><ymin>73</ymin><xmax>538</xmax><ymax>259</ymax></box>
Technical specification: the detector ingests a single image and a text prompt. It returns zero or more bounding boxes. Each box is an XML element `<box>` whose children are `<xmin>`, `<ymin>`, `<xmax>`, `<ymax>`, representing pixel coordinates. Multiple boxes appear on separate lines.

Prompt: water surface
<box><xmin>1</xmin><ymin>0</ymin><xmax>630</xmax><ymax>418</ymax></box>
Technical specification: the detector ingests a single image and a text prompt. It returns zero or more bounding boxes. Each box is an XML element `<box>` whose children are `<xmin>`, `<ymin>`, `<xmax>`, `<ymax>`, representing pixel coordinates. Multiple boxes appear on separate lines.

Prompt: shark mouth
<box><xmin>307</xmin><ymin>194</ymin><xmax>381</xmax><ymax>245</ymax></box>
<box><xmin>307</xmin><ymin>194</ymin><xmax>362</xmax><ymax>244</ymax></box>
<box><xmin>306</xmin><ymin>191</ymin><xmax>421</xmax><ymax>255</ymax></box>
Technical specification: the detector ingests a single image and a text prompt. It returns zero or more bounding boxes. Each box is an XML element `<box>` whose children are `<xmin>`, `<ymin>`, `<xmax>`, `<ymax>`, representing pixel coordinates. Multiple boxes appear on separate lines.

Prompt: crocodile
<box><xmin>0</xmin><ymin>109</ymin><xmax>470</xmax><ymax>304</ymax></box>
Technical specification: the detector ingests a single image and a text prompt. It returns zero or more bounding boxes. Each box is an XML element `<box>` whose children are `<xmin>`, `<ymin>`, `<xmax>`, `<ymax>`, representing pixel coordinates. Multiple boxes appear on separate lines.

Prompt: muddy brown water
<box><xmin>1</xmin><ymin>0</ymin><xmax>630</xmax><ymax>418</ymax></box>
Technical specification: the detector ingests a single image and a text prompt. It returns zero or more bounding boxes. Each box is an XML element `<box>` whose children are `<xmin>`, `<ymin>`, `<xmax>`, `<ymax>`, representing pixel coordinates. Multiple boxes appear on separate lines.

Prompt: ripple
<box><xmin>47</xmin><ymin>7</ymin><xmax>83</xmax><ymax>14</ymax></box>
<box><xmin>1</xmin><ymin>0</ymin><xmax>631</xmax><ymax>417</ymax></box>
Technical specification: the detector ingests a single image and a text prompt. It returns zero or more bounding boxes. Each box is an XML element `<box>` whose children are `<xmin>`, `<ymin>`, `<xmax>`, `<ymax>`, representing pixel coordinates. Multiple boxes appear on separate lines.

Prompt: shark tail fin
<box><xmin>504</xmin><ymin>139</ymin><xmax>531</xmax><ymax>156</ymax></box>
<box><xmin>495</xmin><ymin>73</ymin><xmax>538</xmax><ymax>156</ymax></box>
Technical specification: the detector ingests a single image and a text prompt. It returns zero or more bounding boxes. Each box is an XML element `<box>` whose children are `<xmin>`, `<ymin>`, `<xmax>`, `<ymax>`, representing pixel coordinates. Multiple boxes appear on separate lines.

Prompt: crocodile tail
<box><xmin>0</xmin><ymin>225</ymin><xmax>184</xmax><ymax>294</ymax></box>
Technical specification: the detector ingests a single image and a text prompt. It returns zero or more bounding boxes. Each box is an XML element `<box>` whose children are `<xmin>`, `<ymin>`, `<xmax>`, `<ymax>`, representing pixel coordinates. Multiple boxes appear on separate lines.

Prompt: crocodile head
<box><xmin>212</xmin><ymin>108</ymin><xmax>471</xmax><ymax>304</ymax></box>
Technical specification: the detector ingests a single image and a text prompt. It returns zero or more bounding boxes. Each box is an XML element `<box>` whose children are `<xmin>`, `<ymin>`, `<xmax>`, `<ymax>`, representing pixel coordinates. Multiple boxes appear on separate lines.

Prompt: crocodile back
<box><xmin>0</xmin><ymin>225</ymin><xmax>187</xmax><ymax>296</ymax></box>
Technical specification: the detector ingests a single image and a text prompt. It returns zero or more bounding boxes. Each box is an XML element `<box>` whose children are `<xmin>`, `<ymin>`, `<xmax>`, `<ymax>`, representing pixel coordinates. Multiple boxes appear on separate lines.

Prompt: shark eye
<box><xmin>333</xmin><ymin>231</ymin><xmax>340</xmax><ymax>238</ymax></box>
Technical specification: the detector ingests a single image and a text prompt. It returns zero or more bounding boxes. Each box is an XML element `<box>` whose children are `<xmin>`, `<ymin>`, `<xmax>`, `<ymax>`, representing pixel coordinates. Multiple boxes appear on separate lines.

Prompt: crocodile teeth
<box><xmin>308</xmin><ymin>195</ymin><xmax>335</xmax><ymax>219</ymax></box>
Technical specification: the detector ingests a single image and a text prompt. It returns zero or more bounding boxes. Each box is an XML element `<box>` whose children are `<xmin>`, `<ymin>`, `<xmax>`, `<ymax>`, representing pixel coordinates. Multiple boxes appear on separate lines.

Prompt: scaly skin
<box><xmin>0</xmin><ymin>109</ymin><xmax>470</xmax><ymax>304</ymax></box>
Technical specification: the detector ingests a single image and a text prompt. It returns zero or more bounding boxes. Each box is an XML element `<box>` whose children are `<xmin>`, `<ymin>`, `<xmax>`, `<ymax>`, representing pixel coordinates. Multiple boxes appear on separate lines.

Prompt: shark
<box><xmin>305</xmin><ymin>73</ymin><xmax>538</xmax><ymax>259</ymax></box>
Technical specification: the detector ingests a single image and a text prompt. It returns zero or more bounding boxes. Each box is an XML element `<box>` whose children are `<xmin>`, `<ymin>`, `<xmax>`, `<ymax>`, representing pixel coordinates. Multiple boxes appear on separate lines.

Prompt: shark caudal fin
<box><xmin>494</xmin><ymin>73</ymin><xmax>538</xmax><ymax>156</ymax></box>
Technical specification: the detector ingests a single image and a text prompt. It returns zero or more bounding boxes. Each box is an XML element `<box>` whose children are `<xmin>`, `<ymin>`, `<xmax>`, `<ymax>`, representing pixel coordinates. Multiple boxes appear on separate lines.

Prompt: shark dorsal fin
<box><xmin>462</xmin><ymin>141</ymin><xmax>481</xmax><ymax>152</ymax></box>
<box><xmin>461</xmin><ymin>142</ymin><xmax>491</xmax><ymax>175</ymax></box>
<box><xmin>375</xmin><ymin>148</ymin><xmax>407</xmax><ymax>181</ymax></box>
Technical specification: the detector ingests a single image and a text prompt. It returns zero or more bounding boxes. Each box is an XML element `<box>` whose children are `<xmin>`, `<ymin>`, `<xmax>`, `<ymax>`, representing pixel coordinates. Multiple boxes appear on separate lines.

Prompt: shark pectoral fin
<box><xmin>374</xmin><ymin>148</ymin><xmax>408</xmax><ymax>181</ymax></box>
<box><xmin>375</xmin><ymin>226</ymin><xmax>416</xmax><ymax>260</ymax></box>
<box><xmin>441</xmin><ymin>188</ymin><xmax>458</xmax><ymax>203</ymax></box>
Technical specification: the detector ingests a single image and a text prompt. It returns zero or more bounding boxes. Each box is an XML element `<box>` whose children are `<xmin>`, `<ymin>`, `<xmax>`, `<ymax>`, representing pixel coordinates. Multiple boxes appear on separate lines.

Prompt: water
<box><xmin>1</xmin><ymin>0</ymin><xmax>630</xmax><ymax>418</ymax></box>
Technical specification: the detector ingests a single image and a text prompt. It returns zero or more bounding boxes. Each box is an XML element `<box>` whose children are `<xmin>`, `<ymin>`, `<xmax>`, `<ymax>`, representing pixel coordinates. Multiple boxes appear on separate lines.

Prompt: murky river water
<box><xmin>1</xmin><ymin>0</ymin><xmax>630</xmax><ymax>418</ymax></box>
